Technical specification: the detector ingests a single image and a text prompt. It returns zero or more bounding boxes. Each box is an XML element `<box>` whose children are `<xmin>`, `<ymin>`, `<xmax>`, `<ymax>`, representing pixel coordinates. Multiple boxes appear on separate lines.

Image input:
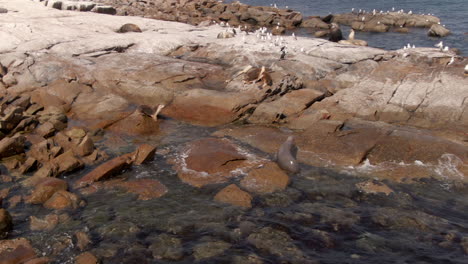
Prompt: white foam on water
<box><xmin>434</xmin><ymin>153</ymin><xmax>464</xmax><ymax>180</ymax></box>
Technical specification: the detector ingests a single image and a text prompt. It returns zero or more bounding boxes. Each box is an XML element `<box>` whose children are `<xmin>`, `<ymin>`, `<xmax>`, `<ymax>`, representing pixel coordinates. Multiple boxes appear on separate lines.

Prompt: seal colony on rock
<box><xmin>276</xmin><ymin>136</ymin><xmax>300</xmax><ymax>173</ymax></box>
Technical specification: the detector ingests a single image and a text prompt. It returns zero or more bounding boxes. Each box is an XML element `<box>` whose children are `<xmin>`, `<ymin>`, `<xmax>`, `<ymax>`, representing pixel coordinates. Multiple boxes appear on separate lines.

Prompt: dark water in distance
<box><xmin>234</xmin><ymin>0</ymin><xmax>468</xmax><ymax>55</ymax></box>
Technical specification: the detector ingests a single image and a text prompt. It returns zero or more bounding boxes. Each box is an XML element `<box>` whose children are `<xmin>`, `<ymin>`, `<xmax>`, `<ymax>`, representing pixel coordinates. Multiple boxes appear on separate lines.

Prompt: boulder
<box><xmin>75</xmin><ymin>231</ymin><xmax>91</xmax><ymax>251</ymax></box>
<box><xmin>0</xmin><ymin>135</ymin><xmax>25</xmax><ymax>159</ymax></box>
<box><xmin>214</xmin><ymin>184</ymin><xmax>252</xmax><ymax>208</ymax></box>
<box><xmin>29</xmin><ymin>214</ymin><xmax>59</xmax><ymax>231</ymax></box>
<box><xmin>75</xmin><ymin>252</ymin><xmax>99</xmax><ymax>264</ymax></box>
<box><xmin>172</xmin><ymin>138</ymin><xmax>260</xmax><ymax>187</ymax></box>
<box><xmin>132</xmin><ymin>144</ymin><xmax>156</xmax><ymax>165</ymax></box>
<box><xmin>118</xmin><ymin>179</ymin><xmax>168</xmax><ymax>200</ymax></box>
<box><xmin>43</xmin><ymin>190</ymin><xmax>81</xmax><ymax>210</ymax></box>
<box><xmin>193</xmin><ymin>240</ymin><xmax>231</xmax><ymax>261</ymax></box>
<box><xmin>240</xmin><ymin>162</ymin><xmax>290</xmax><ymax>194</ymax></box>
<box><xmin>149</xmin><ymin>233</ymin><xmax>183</xmax><ymax>261</ymax></box>
<box><xmin>73</xmin><ymin>153</ymin><xmax>134</xmax><ymax>188</ymax></box>
<box><xmin>107</xmin><ymin>109</ymin><xmax>160</xmax><ymax>135</ymax></box>
<box><xmin>0</xmin><ymin>208</ymin><xmax>12</xmax><ymax>239</ymax></box>
<box><xmin>247</xmin><ymin>227</ymin><xmax>305</xmax><ymax>261</ymax></box>
<box><xmin>301</xmin><ymin>17</ymin><xmax>329</xmax><ymax>29</ymax></box>
<box><xmin>25</xmin><ymin>177</ymin><xmax>68</xmax><ymax>204</ymax></box>
<box><xmin>428</xmin><ymin>24</ymin><xmax>451</xmax><ymax>37</ymax></box>
<box><xmin>0</xmin><ymin>238</ymin><xmax>36</xmax><ymax>264</ymax></box>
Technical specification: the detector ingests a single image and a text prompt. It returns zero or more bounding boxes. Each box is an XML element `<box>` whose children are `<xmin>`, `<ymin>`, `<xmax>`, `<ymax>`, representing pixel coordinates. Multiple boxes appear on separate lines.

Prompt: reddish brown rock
<box><xmin>75</xmin><ymin>252</ymin><xmax>98</xmax><ymax>264</ymax></box>
<box><xmin>0</xmin><ymin>188</ymin><xmax>9</xmax><ymax>200</ymax></box>
<box><xmin>0</xmin><ymin>243</ymin><xmax>36</xmax><ymax>264</ymax></box>
<box><xmin>75</xmin><ymin>135</ymin><xmax>94</xmax><ymax>157</ymax></box>
<box><xmin>107</xmin><ymin>109</ymin><xmax>160</xmax><ymax>135</ymax></box>
<box><xmin>173</xmin><ymin>138</ymin><xmax>260</xmax><ymax>187</ymax></box>
<box><xmin>23</xmin><ymin>257</ymin><xmax>50</xmax><ymax>264</ymax></box>
<box><xmin>0</xmin><ymin>135</ymin><xmax>26</xmax><ymax>159</ymax></box>
<box><xmin>17</xmin><ymin>157</ymin><xmax>38</xmax><ymax>174</ymax></box>
<box><xmin>29</xmin><ymin>214</ymin><xmax>59</xmax><ymax>231</ymax></box>
<box><xmin>43</xmin><ymin>190</ymin><xmax>80</xmax><ymax>210</ymax></box>
<box><xmin>118</xmin><ymin>179</ymin><xmax>168</xmax><ymax>200</ymax></box>
<box><xmin>8</xmin><ymin>195</ymin><xmax>22</xmax><ymax>208</ymax></box>
<box><xmin>0</xmin><ymin>209</ymin><xmax>13</xmax><ymax>239</ymax></box>
<box><xmin>26</xmin><ymin>177</ymin><xmax>68</xmax><ymax>204</ymax></box>
<box><xmin>73</xmin><ymin>153</ymin><xmax>134</xmax><ymax>188</ymax></box>
<box><xmin>133</xmin><ymin>144</ymin><xmax>157</xmax><ymax>165</ymax></box>
<box><xmin>75</xmin><ymin>231</ymin><xmax>91</xmax><ymax>251</ymax></box>
<box><xmin>35</xmin><ymin>122</ymin><xmax>56</xmax><ymax>138</ymax></box>
<box><xmin>54</xmin><ymin>150</ymin><xmax>84</xmax><ymax>175</ymax></box>
<box><xmin>214</xmin><ymin>184</ymin><xmax>252</xmax><ymax>208</ymax></box>
<box><xmin>240</xmin><ymin>162</ymin><xmax>290</xmax><ymax>194</ymax></box>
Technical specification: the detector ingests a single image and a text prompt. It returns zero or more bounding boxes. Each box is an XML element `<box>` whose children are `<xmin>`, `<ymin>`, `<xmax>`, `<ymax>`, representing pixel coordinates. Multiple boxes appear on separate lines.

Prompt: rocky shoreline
<box><xmin>0</xmin><ymin>0</ymin><xmax>467</xmax><ymax>263</ymax></box>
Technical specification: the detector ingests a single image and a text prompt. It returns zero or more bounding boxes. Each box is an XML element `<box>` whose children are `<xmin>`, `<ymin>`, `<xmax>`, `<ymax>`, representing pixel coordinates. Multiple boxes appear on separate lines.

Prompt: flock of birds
<box><xmin>214</xmin><ymin>5</ymin><xmax>467</xmax><ymax>73</ymax></box>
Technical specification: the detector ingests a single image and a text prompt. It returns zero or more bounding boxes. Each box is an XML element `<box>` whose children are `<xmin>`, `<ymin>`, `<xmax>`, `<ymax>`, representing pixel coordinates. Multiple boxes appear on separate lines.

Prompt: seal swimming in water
<box><xmin>276</xmin><ymin>135</ymin><xmax>300</xmax><ymax>173</ymax></box>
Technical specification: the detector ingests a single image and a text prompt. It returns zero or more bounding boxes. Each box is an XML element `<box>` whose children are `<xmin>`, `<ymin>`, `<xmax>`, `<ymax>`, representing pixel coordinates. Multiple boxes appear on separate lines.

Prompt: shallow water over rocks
<box><xmin>4</xmin><ymin>121</ymin><xmax>467</xmax><ymax>263</ymax></box>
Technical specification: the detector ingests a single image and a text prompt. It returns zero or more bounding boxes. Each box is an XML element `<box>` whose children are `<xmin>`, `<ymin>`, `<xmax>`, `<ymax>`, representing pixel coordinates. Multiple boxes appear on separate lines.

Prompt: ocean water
<box><xmin>234</xmin><ymin>0</ymin><xmax>468</xmax><ymax>55</ymax></box>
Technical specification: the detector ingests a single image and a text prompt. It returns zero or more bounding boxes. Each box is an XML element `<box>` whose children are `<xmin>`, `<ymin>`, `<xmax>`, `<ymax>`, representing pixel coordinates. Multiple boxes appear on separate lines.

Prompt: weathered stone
<box><xmin>0</xmin><ymin>238</ymin><xmax>36</xmax><ymax>264</ymax></box>
<box><xmin>35</xmin><ymin>121</ymin><xmax>56</xmax><ymax>138</ymax></box>
<box><xmin>173</xmin><ymin>138</ymin><xmax>260</xmax><ymax>187</ymax></box>
<box><xmin>52</xmin><ymin>150</ymin><xmax>84</xmax><ymax>176</ymax></box>
<box><xmin>149</xmin><ymin>233</ymin><xmax>183</xmax><ymax>261</ymax></box>
<box><xmin>214</xmin><ymin>184</ymin><xmax>252</xmax><ymax>208</ymax></box>
<box><xmin>23</xmin><ymin>257</ymin><xmax>50</xmax><ymax>264</ymax></box>
<box><xmin>356</xmin><ymin>180</ymin><xmax>394</xmax><ymax>195</ymax></box>
<box><xmin>118</xmin><ymin>179</ymin><xmax>168</xmax><ymax>200</ymax></box>
<box><xmin>428</xmin><ymin>24</ymin><xmax>451</xmax><ymax>37</ymax></box>
<box><xmin>75</xmin><ymin>252</ymin><xmax>99</xmax><ymax>264</ymax></box>
<box><xmin>8</xmin><ymin>195</ymin><xmax>22</xmax><ymax>208</ymax></box>
<box><xmin>26</xmin><ymin>177</ymin><xmax>68</xmax><ymax>204</ymax></box>
<box><xmin>74</xmin><ymin>153</ymin><xmax>133</xmax><ymax>188</ymax></box>
<box><xmin>133</xmin><ymin>144</ymin><xmax>156</xmax><ymax>165</ymax></box>
<box><xmin>43</xmin><ymin>190</ymin><xmax>81</xmax><ymax>210</ymax></box>
<box><xmin>29</xmin><ymin>214</ymin><xmax>59</xmax><ymax>231</ymax></box>
<box><xmin>0</xmin><ymin>135</ymin><xmax>25</xmax><ymax>159</ymax></box>
<box><xmin>240</xmin><ymin>162</ymin><xmax>290</xmax><ymax>194</ymax></box>
<box><xmin>247</xmin><ymin>227</ymin><xmax>305</xmax><ymax>261</ymax></box>
<box><xmin>193</xmin><ymin>240</ymin><xmax>231</xmax><ymax>260</ymax></box>
<box><xmin>75</xmin><ymin>135</ymin><xmax>94</xmax><ymax>157</ymax></box>
<box><xmin>65</xmin><ymin>128</ymin><xmax>87</xmax><ymax>139</ymax></box>
<box><xmin>107</xmin><ymin>109</ymin><xmax>160</xmax><ymax>135</ymax></box>
<box><xmin>0</xmin><ymin>209</ymin><xmax>13</xmax><ymax>239</ymax></box>
<box><xmin>75</xmin><ymin>231</ymin><xmax>91</xmax><ymax>251</ymax></box>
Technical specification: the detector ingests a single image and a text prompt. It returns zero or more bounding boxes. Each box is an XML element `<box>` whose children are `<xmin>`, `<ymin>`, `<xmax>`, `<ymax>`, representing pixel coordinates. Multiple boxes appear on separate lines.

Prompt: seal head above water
<box><xmin>276</xmin><ymin>135</ymin><xmax>300</xmax><ymax>173</ymax></box>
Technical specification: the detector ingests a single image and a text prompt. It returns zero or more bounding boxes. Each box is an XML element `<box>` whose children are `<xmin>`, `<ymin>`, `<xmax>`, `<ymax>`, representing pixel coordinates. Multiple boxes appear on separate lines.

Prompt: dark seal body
<box><xmin>276</xmin><ymin>136</ymin><xmax>300</xmax><ymax>173</ymax></box>
<box><xmin>328</xmin><ymin>23</ymin><xmax>343</xmax><ymax>42</ymax></box>
<box><xmin>117</xmin><ymin>23</ymin><xmax>142</xmax><ymax>33</ymax></box>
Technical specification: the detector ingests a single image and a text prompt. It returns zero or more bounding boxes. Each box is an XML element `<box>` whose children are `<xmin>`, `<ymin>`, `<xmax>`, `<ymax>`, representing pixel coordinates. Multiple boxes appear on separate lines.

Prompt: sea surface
<box><xmin>234</xmin><ymin>0</ymin><xmax>468</xmax><ymax>55</ymax></box>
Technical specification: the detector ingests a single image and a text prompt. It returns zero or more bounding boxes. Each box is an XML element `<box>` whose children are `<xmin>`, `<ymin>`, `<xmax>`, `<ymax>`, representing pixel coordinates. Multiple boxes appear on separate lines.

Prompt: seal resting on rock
<box><xmin>328</xmin><ymin>23</ymin><xmax>343</xmax><ymax>42</ymax></box>
<box><xmin>137</xmin><ymin>104</ymin><xmax>165</xmax><ymax>121</ymax></box>
<box><xmin>117</xmin><ymin>23</ymin><xmax>142</xmax><ymax>33</ymax></box>
<box><xmin>276</xmin><ymin>136</ymin><xmax>300</xmax><ymax>173</ymax></box>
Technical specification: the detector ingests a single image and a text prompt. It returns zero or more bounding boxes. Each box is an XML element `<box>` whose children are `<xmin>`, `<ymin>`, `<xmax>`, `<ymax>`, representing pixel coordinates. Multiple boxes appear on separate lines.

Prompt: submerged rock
<box><xmin>240</xmin><ymin>162</ymin><xmax>290</xmax><ymax>194</ymax></box>
<box><xmin>192</xmin><ymin>240</ymin><xmax>231</xmax><ymax>260</ymax></box>
<box><xmin>0</xmin><ymin>208</ymin><xmax>13</xmax><ymax>239</ymax></box>
<box><xmin>149</xmin><ymin>233</ymin><xmax>183</xmax><ymax>261</ymax></box>
<box><xmin>214</xmin><ymin>184</ymin><xmax>253</xmax><ymax>208</ymax></box>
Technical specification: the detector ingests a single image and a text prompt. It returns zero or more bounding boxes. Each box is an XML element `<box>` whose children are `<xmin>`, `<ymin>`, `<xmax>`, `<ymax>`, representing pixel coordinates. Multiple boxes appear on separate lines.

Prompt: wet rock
<box><xmin>107</xmin><ymin>109</ymin><xmax>160</xmax><ymax>135</ymax></box>
<box><xmin>43</xmin><ymin>190</ymin><xmax>81</xmax><ymax>210</ymax></box>
<box><xmin>8</xmin><ymin>195</ymin><xmax>22</xmax><ymax>208</ymax></box>
<box><xmin>148</xmin><ymin>233</ymin><xmax>183</xmax><ymax>261</ymax></box>
<box><xmin>17</xmin><ymin>157</ymin><xmax>38</xmax><ymax>174</ymax></box>
<box><xmin>75</xmin><ymin>231</ymin><xmax>91</xmax><ymax>251</ymax></box>
<box><xmin>25</xmin><ymin>177</ymin><xmax>68</xmax><ymax>204</ymax></box>
<box><xmin>214</xmin><ymin>184</ymin><xmax>253</xmax><ymax>208</ymax></box>
<box><xmin>117</xmin><ymin>23</ymin><xmax>142</xmax><ymax>33</ymax></box>
<box><xmin>0</xmin><ymin>238</ymin><xmax>36</xmax><ymax>264</ymax></box>
<box><xmin>97</xmin><ymin>221</ymin><xmax>140</xmax><ymax>240</ymax></box>
<box><xmin>192</xmin><ymin>240</ymin><xmax>231</xmax><ymax>260</ymax></box>
<box><xmin>240</xmin><ymin>162</ymin><xmax>290</xmax><ymax>194</ymax></box>
<box><xmin>428</xmin><ymin>24</ymin><xmax>451</xmax><ymax>37</ymax></box>
<box><xmin>74</xmin><ymin>153</ymin><xmax>134</xmax><ymax>188</ymax></box>
<box><xmin>247</xmin><ymin>227</ymin><xmax>306</xmax><ymax>261</ymax></box>
<box><xmin>298</xmin><ymin>203</ymin><xmax>360</xmax><ymax>230</ymax></box>
<box><xmin>461</xmin><ymin>236</ymin><xmax>468</xmax><ymax>254</ymax></box>
<box><xmin>119</xmin><ymin>179</ymin><xmax>168</xmax><ymax>200</ymax></box>
<box><xmin>133</xmin><ymin>144</ymin><xmax>156</xmax><ymax>165</ymax></box>
<box><xmin>356</xmin><ymin>180</ymin><xmax>394</xmax><ymax>195</ymax></box>
<box><xmin>29</xmin><ymin>214</ymin><xmax>59</xmax><ymax>231</ymax></box>
<box><xmin>0</xmin><ymin>188</ymin><xmax>9</xmax><ymax>200</ymax></box>
<box><xmin>173</xmin><ymin>138</ymin><xmax>259</xmax><ymax>187</ymax></box>
<box><xmin>23</xmin><ymin>257</ymin><xmax>50</xmax><ymax>264</ymax></box>
<box><xmin>0</xmin><ymin>208</ymin><xmax>13</xmax><ymax>239</ymax></box>
<box><xmin>231</xmin><ymin>254</ymin><xmax>264</xmax><ymax>264</ymax></box>
<box><xmin>260</xmin><ymin>188</ymin><xmax>301</xmax><ymax>207</ymax></box>
<box><xmin>52</xmin><ymin>150</ymin><xmax>84</xmax><ymax>175</ymax></box>
<box><xmin>371</xmin><ymin>207</ymin><xmax>448</xmax><ymax>232</ymax></box>
<box><xmin>0</xmin><ymin>135</ymin><xmax>25</xmax><ymax>159</ymax></box>
<box><xmin>75</xmin><ymin>252</ymin><xmax>99</xmax><ymax>264</ymax></box>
